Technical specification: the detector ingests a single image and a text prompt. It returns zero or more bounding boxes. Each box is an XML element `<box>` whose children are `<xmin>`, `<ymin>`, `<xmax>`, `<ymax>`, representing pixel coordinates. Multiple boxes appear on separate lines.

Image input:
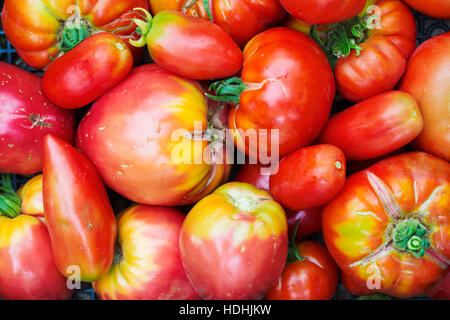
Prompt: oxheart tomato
<box><xmin>180</xmin><ymin>182</ymin><xmax>288</xmax><ymax>300</ymax></box>
<box><xmin>234</xmin><ymin>164</ymin><xmax>322</xmax><ymax>239</ymax></box>
<box><xmin>208</xmin><ymin>27</ymin><xmax>335</xmax><ymax>161</ymax></box>
<box><xmin>0</xmin><ymin>62</ymin><xmax>75</xmax><ymax>175</ymax></box>
<box><xmin>399</xmin><ymin>32</ymin><xmax>450</xmax><ymax>162</ymax></box>
<box><xmin>270</xmin><ymin>145</ymin><xmax>347</xmax><ymax>211</ymax></box>
<box><xmin>17</xmin><ymin>174</ymin><xmax>44</xmax><ymax>220</ymax></box>
<box><xmin>0</xmin><ymin>174</ymin><xmax>72</xmax><ymax>300</ymax></box>
<box><xmin>148</xmin><ymin>0</ymin><xmax>286</xmax><ymax>47</ymax></box>
<box><xmin>402</xmin><ymin>0</ymin><xmax>450</xmax><ymax>19</ymax></box>
<box><xmin>314</xmin><ymin>0</ymin><xmax>416</xmax><ymax>102</ymax></box>
<box><xmin>318</xmin><ymin>91</ymin><xmax>423</xmax><ymax>160</ymax></box>
<box><xmin>43</xmin><ymin>33</ymin><xmax>133</xmax><ymax>109</ymax></box>
<box><xmin>94</xmin><ymin>205</ymin><xmax>200</xmax><ymax>300</ymax></box>
<box><xmin>279</xmin><ymin>0</ymin><xmax>365</xmax><ymax>25</ymax></box>
<box><xmin>43</xmin><ymin>134</ymin><xmax>117</xmax><ymax>282</ymax></box>
<box><xmin>128</xmin><ymin>9</ymin><xmax>243</xmax><ymax>80</ymax></box>
<box><xmin>1</xmin><ymin>0</ymin><xmax>148</xmax><ymax>69</ymax></box>
<box><xmin>322</xmin><ymin>152</ymin><xmax>450</xmax><ymax>298</ymax></box>
<box><xmin>266</xmin><ymin>241</ymin><xmax>338</xmax><ymax>300</ymax></box>
<box><xmin>427</xmin><ymin>268</ymin><xmax>450</xmax><ymax>300</ymax></box>
<box><xmin>77</xmin><ymin>64</ymin><xmax>231</xmax><ymax>206</ymax></box>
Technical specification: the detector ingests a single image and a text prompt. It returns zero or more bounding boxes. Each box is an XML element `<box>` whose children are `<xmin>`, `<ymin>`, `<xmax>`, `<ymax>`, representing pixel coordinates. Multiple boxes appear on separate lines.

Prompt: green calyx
<box><xmin>183</xmin><ymin>0</ymin><xmax>214</xmax><ymax>21</ymax></box>
<box><xmin>287</xmin><ymin>219</ymin><xmax>304</xmax><ymax>264</ymax></box>
<box><xmin>392</xmin><ymin>218</ymin><xmax>430</xmax><ymax>258</ymax></box>
<box><xmin>0</xmin><ymin>174</ymin><xmax>22</xmax><ymax>219</ymax></box>
<box><xmin>206</xmin><ymin>77</ymin><xmax>247</xmax><ymax>105</ymax></box>
<box><xmin>59</xmin><ymin>25</ymin><xmax>90</xmax><ymax>52</ymax></box>
<box><xmin>129</xmin><ymin>8</ymin><xmax>153</xmax><ymax>48</ymax></box>
<box><xmin>311</xmin><ymin>16</ymin><xmax>368</xmax><ymax>69</ymax></box>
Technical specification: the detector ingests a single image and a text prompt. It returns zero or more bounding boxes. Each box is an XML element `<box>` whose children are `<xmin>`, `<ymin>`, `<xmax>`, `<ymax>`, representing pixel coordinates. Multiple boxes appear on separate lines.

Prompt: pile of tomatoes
<box><xmin>0</xmin><ymin>0</ymin><xmax>448</xmax><ymax>301</ymax></box>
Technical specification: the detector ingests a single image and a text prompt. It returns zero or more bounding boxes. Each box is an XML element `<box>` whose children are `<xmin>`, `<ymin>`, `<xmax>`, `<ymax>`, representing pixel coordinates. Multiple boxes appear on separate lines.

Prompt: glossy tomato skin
<box><xmin>180</xmin><ymin>182</ymin><xmax>288</xmax><ymax>300</ymax></box>
<box><xmin>235</xmin><ymin>163</ymin><xmax>271</xmax><ymax>192</ymax></box>
<box><xmin>427</xmin><ymin>268</ymin><xmax>450</xmax><ymax>300</ymax></box>
<box><xmin>149</xmin><ymin>0</ymin><xmax>286</xmax><ymax>47</ymax></box>
<box><xmin>43</xmin><ymin>134</ymin><xmax>117</xmax><ymax>282</ymax></box>
<box><xmin>94</xmin><ymin>205</ymin><xmax>200</xmax><ymax>300</ymax></box>
<box><xmin>286</xmin><ymin>208</ymin><xmax>322</xmax><ymax>240</ymax></box>
<box><xmin>322</xmin><ymin>152</ymin><xmax>450</xmax><ymax>298</ymax></box>
<box><xmin>17</xmin><ymin>174</ymin><xmax>44</xmax><ymax>220</ymax></box>
<box><xmin>43</xmin><ymin>33</ymin><xmax>132</xmax><ymax>109</ymax></box>
<box><xmin>402</xmin><ymin>0</ymin><xmax>450</xmax><ymax>19</ymax></box>
<box><xmin>335</xmin><ymin>0</ymin><xmax>416</xmax><ymax>102</ymax></box>
<box><xmin>270</xmin><ymin>145</ymin><xmax>346</xmax><ymax>211</ymax></box>
<box><xmin>399</xmin><ymin>32</ymin><xmax>450</xmax><ymax>161</ymax></box>
<box><xmin>279</xmin><ymin>0</ymin><xmax>365</xmax><ymax>24</ymax></box>
<box><xmin>0</xmin><ymin>215</ymin><xmax>72</xmax><ymax>300</ymax></box>
<box><xmin>77</xmin><ymin>64</ymin><xmax>231</xmax><ymax>206</ymax></box>
<box><xmin>318</xmin><ymin>91</ymin><xmax>423</xmax><ymax>161</ymax></box>
<box><xmin>232</xmin><ymin>27</ymin><xmax>335</xmax><ymax>160</ymax></box>
<box><xmin>266</xmin><ymin>241</ymin><xmax>338</xmax><ymax>300</ymax></box>
<box><xmin>235</xmin><ymin>164</ymin><xmax>322</xmax><ymax>239</ymax></box>
<box><xmin>1</xmin><ymin>0</ymin><xmax>148</xmax><ymax>68</ymax></box>
<box><xmin>146</xmin><ymin>11</ymin><xmax>243</xmax><ymax>80</ymax></box>
<box><xmin>0</xmin><ymin>63</ymin><xmax>75</xmax><ymax>175</ymax></box>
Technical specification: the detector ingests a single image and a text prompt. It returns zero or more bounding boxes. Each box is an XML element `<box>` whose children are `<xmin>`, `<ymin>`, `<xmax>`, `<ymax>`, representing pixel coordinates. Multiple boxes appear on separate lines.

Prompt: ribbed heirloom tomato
<box><xmin>0</xmin><ymin>175</ymin><xmax>72</xmax><ymax>300</ymax></box>
<box><xmin>1</xmin><ymin>0</ymin><xmax>148</xmax><ymax>69</ymax></box>
<box><xmin>180</xmin><ymin>182</ymin><xmax>288</xmax><ymax>300</ymax></box>
<box><xmin>77</xmin><ymin>64</ymin><xmax>231</xmax><ymax>206</ymax></box>
<box><xmin>148</xmin><ymin>0</ymin><xmax>286</xmax><ymax>47</ymax></box>
<box><xmin>208</xmin><ymin>27</ymin><xmax>335</xmax><ymax>161</ymax></box>
<box><xmin>94</xmin><ymin>205</ymin><xmax>200</xmax><ymax>300</ymax></box>
<box><xmin>310</xmin><ymin>0</ymin><xmax>416</xmax><ymax>102</ymax></box>
<box><xmin>322</xmin><ymin>152</ymin><xmax>450</xmax><ymax>298</ymax></box>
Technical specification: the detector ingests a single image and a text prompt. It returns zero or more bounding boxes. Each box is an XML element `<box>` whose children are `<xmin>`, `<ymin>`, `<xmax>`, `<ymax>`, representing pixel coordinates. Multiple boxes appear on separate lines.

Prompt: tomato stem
<box><xmin>0</xmin><ymin>174</ymin><xmax>22</xmax><ymax>218</ymax></box>
<box><xmin>392</xmin><ymin>218</ymin><xmax>430</xmax><ymax>258</ymax></box>
<box><xmin>287</xmin><ymin>219</ymin><xmax>304</xmax><ymax>264</ymax></box>
<box><xmin>129</xmin><ymin>8</ymin><xmax>153</xmax><ymax>48</ymax></box>
<box><xmin>59</xmin><ymin>25</ymin><xmax>90</xmax><ymax>53</ymax></box>
<box><xmin>311</xmin><ymin>16</ymin><xmax>367</xmax><ymax>69</ymax></box>
<box><xmin>206</xmin><ymin>77</ymin><xmax>247</xmax><ymax>105</ymax></box>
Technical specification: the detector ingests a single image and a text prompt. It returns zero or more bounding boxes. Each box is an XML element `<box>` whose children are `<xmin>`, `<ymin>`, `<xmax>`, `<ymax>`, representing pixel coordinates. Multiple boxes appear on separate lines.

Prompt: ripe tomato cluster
<box><xmin>0</xmin><ymin>0</ymin><xmax>448</xmax><ymax>301</ymax></box>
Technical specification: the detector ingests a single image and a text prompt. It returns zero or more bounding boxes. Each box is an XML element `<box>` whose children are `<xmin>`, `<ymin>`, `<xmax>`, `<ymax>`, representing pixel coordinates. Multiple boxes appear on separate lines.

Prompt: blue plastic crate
<box><xmin>0</xmin><ymin>8</ymin><xmax>448</xmax><ymax>301</ymax></box>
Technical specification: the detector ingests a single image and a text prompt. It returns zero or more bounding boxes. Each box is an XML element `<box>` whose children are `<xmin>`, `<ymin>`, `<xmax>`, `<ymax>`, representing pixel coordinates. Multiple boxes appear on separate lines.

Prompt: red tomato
<box><xmin>286</xmin><ymin>208</ymin><xmax>322</xmax><ymax>240</ymax></box>
<box><xmin>235</xmin><ymin>164</ymin><xmax>322</xmax><ymax>239</ymax></box>
<box><xmin>270</xmin><ymin>145</ymin><xmax>346</xmax><ymax>211</ymax></box>
<box><xmin>427</xmin><ymin>268</ymin><xmax>450</xmax><ymax>300</ymax></box>
<box><xmin>399</xmin><ymin>32</ymin><xmax>450</xmax><ymax>162</ymax></box>
<box><xmin>313</xmin><ymin>0</ymin><xmax>416</xmax><ymax>102</ymax></box>
<box><xmin>266</xmin><ymin>241</ymin><xmax>338</xmax><ymax>300</ymax></box>
<box><xmin>1</xmin><ymin>0</ymin><xmax>148</xmax><ymax>68</ymax></box>
<box><xmin>322</xmin><ymin>152</ymin><xmax>450</xmax><ymax>298</ymax></box>
<box><xmin>129</xmin><ymin>9</ymin><xmax>243</xmax><ymax>80</ymax></box>
<box><xmin>94</xmin><ymin>205</ymin><xmax>200</xmax><ymax>300</ymax></box>
<box><xmin>209</xmin><ymin>27</ymin><xmax>335</xmax><ymax>160</ymax></box>
<box><xmin>43</xmin><ymin>33</ymin><xmax>133</xmax><ymax>109</ymax></box>
<box><xmin>235</xmin><ymin>163</ymin><xmax>271</xmax><ymax>192</ymax></box>
<box><xmin>148</xmin><ymin>0</ymin><xmax>286</xmax><ymax>47</ymax></box>
<box><xmin>180</xmin><ymin>182</ymin><xmax>288</xmax><ymax>300</ymax></box>
<box><xmin>402</xmin><ymin>0</ymin><xmax>450</xmax><ymax>19</ymax></box>
<box><xmin>0</xmin><ymin>175</ymin><xmax>72</xmax><ymax>300</ymax></box>
<box><xmin>318</xmin><ymin>91</ymin><xmax>423</xmax><ymax>161</ymax></box>
<box><xmin>43</xmin><ymin>134</ymin><xmax>117</xmax><ymax>282</ymax></box>
<box><xmin>0</xmin><ymin>62</ymin><xmax>75</xmax><ymax>175</ymax></box>
<box><xmin>279</xmin><ymin>0</ymin><xmax>365</xmax><ymax>24</ymax></box>
<box><xmin>77</xmin><ymin>64</ymin><xmax>231</xmax><ymax>206</ymax></box>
